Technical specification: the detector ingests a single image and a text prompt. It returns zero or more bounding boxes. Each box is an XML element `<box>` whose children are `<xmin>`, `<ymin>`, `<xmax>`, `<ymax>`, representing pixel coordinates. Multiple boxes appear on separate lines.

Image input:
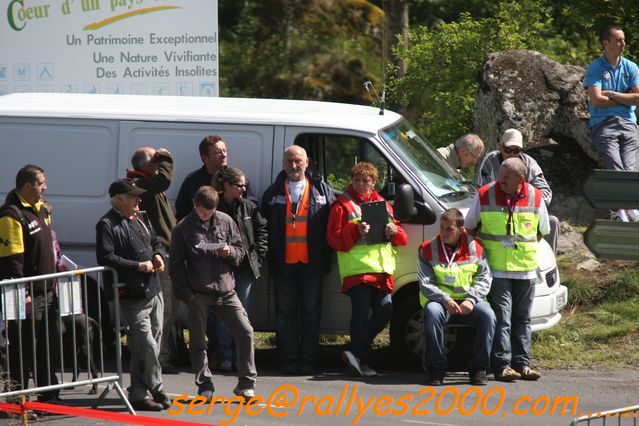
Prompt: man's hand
<box><xmin>459</xmin><ymin>300</ymin><xmax>475</xmax><ymax>315</ymax></box>
<box><xmin>358</xmin><ymin>221</ymin><xmax>370</xmax><ymax>236</ymax></box>
<box><xmin>445</xmin><ymin>299</ymin><xmax>461</xmax><ymax>315</ymax></box>
<box><xmin>156</xmin><ymin>148</ymin><xmax>171</xmax><ymax>156</ymax></box>
<box><xmin>138</xmin><ymin>260</ymin><xmax>154</xmax><ymax>273</ymax></box>
<box><xmin>217</xmin><ymin>245</ymin><xmax>231</xmax><ymax>258</ymax></box>
<box><xmin>152</xmin><ymin>254</ymin><xmax>165</xmax><ymax>272</ymax></box>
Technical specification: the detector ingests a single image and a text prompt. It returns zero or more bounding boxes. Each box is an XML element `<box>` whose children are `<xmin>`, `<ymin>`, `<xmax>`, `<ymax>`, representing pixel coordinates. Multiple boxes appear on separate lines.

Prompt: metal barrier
<box><xmin>571</xmin><ymin>405</ymin><xmax>639</xmax><ymax>425</ymax></box>
<box><xmin>0</xmin><ymin>267</ymin><xmax>133</xmax><ymax>414</ymax></box>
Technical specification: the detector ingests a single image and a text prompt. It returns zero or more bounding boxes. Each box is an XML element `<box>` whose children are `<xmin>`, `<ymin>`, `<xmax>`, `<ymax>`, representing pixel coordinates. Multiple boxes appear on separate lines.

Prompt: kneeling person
<box><xmin>419</xmin><ymin>208</ymin><xmax>495</xmax><ymax>386</ymax></box>
<box><xmin>169</xmin><ymin>186</ymin><xmax>257</xmax><ymax>400</ymax></box>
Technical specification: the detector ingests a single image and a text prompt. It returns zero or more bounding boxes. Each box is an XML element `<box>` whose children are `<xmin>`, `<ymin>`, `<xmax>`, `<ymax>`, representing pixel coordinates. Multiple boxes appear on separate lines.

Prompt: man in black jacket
<box><xmin>261</xmin><ymin>145</ymin><xmax>335</xmax><ymax>374</ymax></box>
<box><xmin>127</xmin><ymin>147</ymin><xmax>179</xmax><ymax>373</ymax></box>
<box><xmin>96</xmin><ymin>178</ymin><xmax>170</xmax><ymax>411</ymax></box>
<box><xmin>0</xmin><ymin>165</ymin><xmax>60</xmax><ymax>407</ymax></box>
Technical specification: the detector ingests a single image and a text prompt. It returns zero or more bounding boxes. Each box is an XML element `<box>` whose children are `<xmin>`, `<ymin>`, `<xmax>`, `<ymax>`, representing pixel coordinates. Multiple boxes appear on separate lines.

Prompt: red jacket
<box><xmin>327</xmin><ymin>185</ymin><xmax>407</xmax><ymax>294</ymax></box>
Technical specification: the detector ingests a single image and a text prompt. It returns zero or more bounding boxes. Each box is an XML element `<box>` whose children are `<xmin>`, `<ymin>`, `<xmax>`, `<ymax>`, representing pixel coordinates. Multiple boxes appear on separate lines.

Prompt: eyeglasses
<box><xmin>502</xmin><ymin>146</ymin><xmax>522</xmax><ymax>154</ymax></box>
<box><xmin>208</xmin><ymin>149</ymin><xmax>227</xmax><ymax>157</ymax></box>
<box><xmin>230</xmin><ymin>182</ymin><xmax>247</xmax><ymax>189</ymax></box>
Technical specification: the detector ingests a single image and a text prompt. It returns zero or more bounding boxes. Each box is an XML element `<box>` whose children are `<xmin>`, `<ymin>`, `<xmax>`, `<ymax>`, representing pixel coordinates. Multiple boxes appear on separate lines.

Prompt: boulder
<box><xmin>473</xmin><ymin>50</ymin><xmax>613</xmax><ymax>225</ymax></box>
<box><xmin>474</xmin><ymin>50</ymin><xmax>597</xmax><ymax>162</ymax></box>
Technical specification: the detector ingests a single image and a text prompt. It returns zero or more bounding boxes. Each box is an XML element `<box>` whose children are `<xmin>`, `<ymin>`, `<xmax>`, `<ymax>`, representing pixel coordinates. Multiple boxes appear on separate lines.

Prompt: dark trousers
<box><xmin>274</xmin><ymin>262</ymin><xmax>323</xmax><ymax>367</ymax></box>
<box><xmin>7</xmin><ymin>293</ymin><xmax>60</xmax><ymax>402</ymax></box>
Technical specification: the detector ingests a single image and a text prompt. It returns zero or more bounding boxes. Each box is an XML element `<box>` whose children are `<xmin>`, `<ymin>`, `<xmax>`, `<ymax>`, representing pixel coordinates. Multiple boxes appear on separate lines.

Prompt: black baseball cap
<box><xmin>108</xmin><ymin>178</ymin><xmax>146</xmax><ymax>197</ymax></box>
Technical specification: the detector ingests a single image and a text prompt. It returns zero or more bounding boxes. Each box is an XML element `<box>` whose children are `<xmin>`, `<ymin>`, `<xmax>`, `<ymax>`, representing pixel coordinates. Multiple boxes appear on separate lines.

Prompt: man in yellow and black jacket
<box><xmin>0</xmin><ymin>164</ymin><xmax>60</xmax><ymax>405</ymax></box>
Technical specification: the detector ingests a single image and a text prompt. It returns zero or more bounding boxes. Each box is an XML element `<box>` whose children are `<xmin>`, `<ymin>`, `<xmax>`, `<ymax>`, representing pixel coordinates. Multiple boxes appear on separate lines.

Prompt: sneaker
<box><xmin>130</xmin><ymin>398</ymin><xmax>164</xmax><ymax>412</ymax></box>
<box><xmin>615</xmin><ymin>209</ymin><xmax>630</xmax><ymax>222</ymax></box>
<box><xmin>233</xmin><ymin>386</ymin><xmax>256</xmax><ymax>400</ymax></box>
<box><xmin>360</xmin><ymin>364</ymin><xmax>378</xmax><ymax>377</ymax></box>
<box><xmin>152</xmin><ymin>391</ymin><xmax>171</xmax><ymax>409</ymax></box>
<box><xmin>628</xmin><ymin>209</ymin><xmax>639</xmax><ymax>222</ymax></box>
<box><xmin>469</xmin><ymin>370</ymin><xmax>487</xmax><ymax>386</ymax></box>
<box><xmin>494</xmin><ymin>366</ymin><xmax>521</xmax><ymax>382</ymax></box>
<box><xmin>426</xmin><ymin>368</ymin><xmax>445</xmax><ymax>385</ymax></box>
<box><xmin>515</xmin><ymin>366</ymin><xmax>541</xmax><ymax>381</ymax></box>
<box><xmin>341</xmin><ymin>350</ymin><xmax>362</xmax><ymax>377</ymax></box>
<box><xmin>218</xmin><ymin>359</ymin><xmax>233</xmax><ymax>372</ymax></box>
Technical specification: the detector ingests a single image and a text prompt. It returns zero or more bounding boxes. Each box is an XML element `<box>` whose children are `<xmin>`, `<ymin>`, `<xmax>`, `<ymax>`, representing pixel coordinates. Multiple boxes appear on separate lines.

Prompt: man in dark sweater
<box><xmin>127</xmin><ymin>147</ymin><xmax>179</xmax><ymax>373</ymax></box>
<box><xmin>0</xmin><ymin>164</ymin><xmax>60</xmax><ymax>407</ymax></box>
<box><xmin>174</xmin><ymin>134</ymin><xmax>255</xmax><ymax>221</ymax></box>
<box><xmin>96</xmin><ymin>178</ymin><xmax>170</xmax><ymax>411</ymax></box>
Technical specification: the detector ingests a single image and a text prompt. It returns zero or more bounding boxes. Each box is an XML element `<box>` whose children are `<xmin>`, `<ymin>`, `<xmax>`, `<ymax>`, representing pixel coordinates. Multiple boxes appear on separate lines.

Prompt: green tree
<box><xmin>219</xmin><ymin>0</ymin><xmax>384</xmax><ymax>104</ymax></box>
<box><xmin>388</xmin><ymin>1</ymin><xmax>552</xmax><ymax>145</ymax></box>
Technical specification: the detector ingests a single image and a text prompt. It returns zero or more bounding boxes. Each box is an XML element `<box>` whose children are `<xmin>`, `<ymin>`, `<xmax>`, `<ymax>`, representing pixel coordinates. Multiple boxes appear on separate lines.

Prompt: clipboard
<box><xmin>361</xmin><ymin>201</ymin><xmax>389</xmax><ymax>244</ymax></box>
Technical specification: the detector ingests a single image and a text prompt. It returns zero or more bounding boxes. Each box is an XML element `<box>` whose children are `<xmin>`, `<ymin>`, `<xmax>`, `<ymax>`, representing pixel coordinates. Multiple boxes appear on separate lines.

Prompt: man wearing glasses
<box><xmin>475</xmin><ymin>129</ymin><xmax>558</xmax><ymax>252</ymax></box>
<box><xmin>437</xmin><ymin>133</ymin><xmax>485</xmax><ymax>173</ymax></box>
<box><xmin>175</xmin><ymin>135</ymin><xmax>256</xmax><ymax>221</ymax></box>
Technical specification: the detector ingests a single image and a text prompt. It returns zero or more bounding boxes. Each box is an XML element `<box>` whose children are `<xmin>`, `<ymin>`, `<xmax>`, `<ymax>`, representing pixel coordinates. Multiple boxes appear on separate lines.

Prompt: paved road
<box><xmin>10</xmin><ymin>360</ymin><xmax>639</xmax><ymax>425</ymax></box>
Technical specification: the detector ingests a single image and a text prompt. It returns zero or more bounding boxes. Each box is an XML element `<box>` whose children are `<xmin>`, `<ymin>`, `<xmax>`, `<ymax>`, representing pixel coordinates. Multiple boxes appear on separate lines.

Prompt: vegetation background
<box><xmin>217</xmin><ymin>0</ymin><xmax>639</xmax><ymax>368</ymax></box>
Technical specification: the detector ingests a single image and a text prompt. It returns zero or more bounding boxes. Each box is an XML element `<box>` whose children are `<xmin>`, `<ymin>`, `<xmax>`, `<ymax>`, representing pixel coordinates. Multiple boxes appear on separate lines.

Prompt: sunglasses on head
<box><xmin>502</xmin><ymin>146</ymin><xmax>522</xmax><ymax>154</ymax></box>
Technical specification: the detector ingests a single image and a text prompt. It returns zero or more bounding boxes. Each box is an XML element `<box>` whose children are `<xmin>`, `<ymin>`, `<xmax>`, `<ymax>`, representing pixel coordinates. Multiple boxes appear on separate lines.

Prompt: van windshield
<box><xmin>380</xmin><ymin>119</ymin><xmax>474</xmax><ymax>201</ymax></box>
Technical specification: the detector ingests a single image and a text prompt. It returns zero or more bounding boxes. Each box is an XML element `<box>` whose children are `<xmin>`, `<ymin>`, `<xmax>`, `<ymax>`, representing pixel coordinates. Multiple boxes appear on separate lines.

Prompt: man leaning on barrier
<box><xmin>96</xmin><ymin>178</ymin><xmax>170</xmax><ymax>412</ymax></box>
<box><xmin>0</xmin><ymin>164</ymin><xmax>61</xmax><ymax>409</ymax></box>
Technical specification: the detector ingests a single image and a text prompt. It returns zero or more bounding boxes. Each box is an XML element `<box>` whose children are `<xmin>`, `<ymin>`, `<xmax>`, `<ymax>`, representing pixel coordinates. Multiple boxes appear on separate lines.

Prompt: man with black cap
<box><xmin>96</xmin><ymin>178</ymin><xmax>170</xmax><ymax>411</ymax></box>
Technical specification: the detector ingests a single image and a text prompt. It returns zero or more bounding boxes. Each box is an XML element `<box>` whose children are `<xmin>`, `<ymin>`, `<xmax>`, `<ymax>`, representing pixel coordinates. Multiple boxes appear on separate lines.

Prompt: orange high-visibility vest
<box><xmin>285</xmin><ymin>178</ymin><xmax>310</xmax><ymax>263</ymax></box>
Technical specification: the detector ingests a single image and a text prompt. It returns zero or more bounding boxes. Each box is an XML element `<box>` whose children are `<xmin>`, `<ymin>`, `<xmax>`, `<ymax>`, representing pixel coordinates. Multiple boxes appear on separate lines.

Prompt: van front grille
<box><xmin>545</xmin><ymin>268</ymin><xmax>557</xmax><ymax>288</ymax></box>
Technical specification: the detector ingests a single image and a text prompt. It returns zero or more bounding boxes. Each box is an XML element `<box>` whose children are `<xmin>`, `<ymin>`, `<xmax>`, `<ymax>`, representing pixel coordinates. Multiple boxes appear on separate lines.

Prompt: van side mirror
<box><xmin>394</xmin><ymin>183</ymin><xmax>418</xmax><ymax>221</ymax></box>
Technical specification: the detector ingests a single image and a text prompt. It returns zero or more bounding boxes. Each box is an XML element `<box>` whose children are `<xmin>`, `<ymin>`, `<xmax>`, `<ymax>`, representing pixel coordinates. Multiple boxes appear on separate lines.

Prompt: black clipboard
<box><xmin>361</xmin><ymin>201</ymin><xmax>389</xmax><ymax>245</ymax></box>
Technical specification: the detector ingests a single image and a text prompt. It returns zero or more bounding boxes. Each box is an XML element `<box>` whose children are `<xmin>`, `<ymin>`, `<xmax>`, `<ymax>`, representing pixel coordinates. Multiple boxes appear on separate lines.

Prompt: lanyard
<box><xmin>505</xmin><ymin>185</ymin><xmax>523</xmax><ymax>236</ymax></box>
<box><xmin>286</xmin><ymin>180</ymin><xmax>306</xmax><ymax>230</ymax></box>
<box><xmin>439</xmin><ymin>239</ymin><xmax>459</xmax><ymax>268</ymax></box>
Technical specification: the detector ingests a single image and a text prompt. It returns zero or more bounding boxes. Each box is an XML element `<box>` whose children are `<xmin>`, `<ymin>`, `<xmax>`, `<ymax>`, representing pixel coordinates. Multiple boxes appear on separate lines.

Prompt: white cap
<box><xmin>501</xmin><ymin>129</ymin><xmax>523</xmax><ymax>148</ymax></box>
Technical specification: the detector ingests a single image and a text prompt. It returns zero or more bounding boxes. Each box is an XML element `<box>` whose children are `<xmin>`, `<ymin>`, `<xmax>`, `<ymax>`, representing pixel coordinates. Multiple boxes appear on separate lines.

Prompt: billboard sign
<box><xmin>1</xmin><ymin>0</ymin><xmax>219</xmax><ymax>96</ymax></box>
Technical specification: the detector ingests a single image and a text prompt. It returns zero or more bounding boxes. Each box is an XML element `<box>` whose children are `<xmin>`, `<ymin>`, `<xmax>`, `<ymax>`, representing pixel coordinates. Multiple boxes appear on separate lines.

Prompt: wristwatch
<box><xmin>609</xmin><ymin>91</ymin><xmax>617</xmax><ymax>100</ymax></box>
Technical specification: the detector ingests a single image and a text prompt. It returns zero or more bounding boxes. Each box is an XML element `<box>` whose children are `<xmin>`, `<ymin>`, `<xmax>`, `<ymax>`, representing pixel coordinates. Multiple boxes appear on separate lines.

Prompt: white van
<box><xmin>0</xmin><ymin>93</ymin><xmax>567</xmax><ymax>365</ymax></box>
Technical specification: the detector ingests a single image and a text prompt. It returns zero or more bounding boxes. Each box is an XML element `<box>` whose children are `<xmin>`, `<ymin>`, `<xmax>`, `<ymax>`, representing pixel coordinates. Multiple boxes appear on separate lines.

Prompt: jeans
<box><xmin>188</xmin><ymin>291</ymin><xmax>256</xmax><ymax>389</ymax></box>
<box><xmin>207</xmin><ymin>269</ymin><xmax>255</xmax><ymax>363</ymax></box>
<box><xmin>274</xmin><ymin>262</ymin><xmax>323</xmax><ymax>366</ymax></box>
<box><xmin>423</xmin><ymin>300</ymin><xmax>496</xmax><ymax>371</ymax></box>
<box><xmin>119</xmin><ymin>293</ymin><xmax>164</xmax><ymax>402</ymax></box>
<box><xmin>158</xmin><ymin>266</ymin><xmax>179</xmax><ymax>365</ymax></box>
<box><xmin>347</xmin><ymin>285</ymin><xmax>393</xmax><ymax>364</ymax></box>
<box><xmin>488</xmin><ymin>277</ymin><xmax>535</xmax><ymax>372</ymax></box>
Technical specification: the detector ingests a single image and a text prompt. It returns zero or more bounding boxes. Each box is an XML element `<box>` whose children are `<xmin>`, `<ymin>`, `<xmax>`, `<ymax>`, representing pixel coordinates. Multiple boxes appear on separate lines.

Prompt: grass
<box><xmin>533</xmin><ymin>260</ymin><xmax>639</xmax><ymax>369</ymax></box>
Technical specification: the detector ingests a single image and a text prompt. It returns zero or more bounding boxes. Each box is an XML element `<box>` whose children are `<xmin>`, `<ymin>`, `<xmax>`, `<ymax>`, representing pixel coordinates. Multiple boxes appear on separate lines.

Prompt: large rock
<box><xmin>473</xmin><ymin>50</ymin><xmax>613</xmax><ymax>225</ymax></box>
<box><xmin>474</xmin><ymin>50</ymin><xmax>597</xmax><ymax>162</ymax></box>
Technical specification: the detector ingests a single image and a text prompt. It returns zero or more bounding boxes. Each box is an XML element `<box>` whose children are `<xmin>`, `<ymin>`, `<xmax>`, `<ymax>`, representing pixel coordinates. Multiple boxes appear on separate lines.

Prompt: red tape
<box><xmin>0</xmin><ymin>401</ymin><xmax>216</xmax><ymax>426</ymax></box>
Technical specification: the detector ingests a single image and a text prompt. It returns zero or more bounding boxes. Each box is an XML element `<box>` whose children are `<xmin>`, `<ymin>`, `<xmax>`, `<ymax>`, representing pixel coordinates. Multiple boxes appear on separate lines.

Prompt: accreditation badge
<box><xmin>444</xmin><ymin>275</ymin><xmax>456</xmax><ymax>285</ymax></box>
<box><xmin>502</xmin><ymin>235</ymin><xmax>516</xmax><ymax>249</ymax></box>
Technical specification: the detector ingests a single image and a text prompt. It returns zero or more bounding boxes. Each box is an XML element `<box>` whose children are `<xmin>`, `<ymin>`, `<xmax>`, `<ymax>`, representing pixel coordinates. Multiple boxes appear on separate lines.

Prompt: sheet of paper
<box><xmin>59</xmin><ymin>277</ymin><xmax>83</xmax><ymax>316</ymax></box>
<box><xmin>60</xmin><ymin>254</ymin><xmax>78</xmax><ymax>271</ymax></box>
<box><xmin>195</xmin><ymin>241</ymin><xmax>226</xmax><ymax>251</ymax></box>
<box><xmin>1</xmin><ymin>283</ymin><xmax>26</xmax><ymax>320</ymax></box>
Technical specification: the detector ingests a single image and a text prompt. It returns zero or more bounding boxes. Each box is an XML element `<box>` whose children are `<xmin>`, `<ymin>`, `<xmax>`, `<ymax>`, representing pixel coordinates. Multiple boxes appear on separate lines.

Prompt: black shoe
<box><xmin>281</xmin><ymin>363</ymin><xmax>299</xmax><ymax>375</ymax></box>
<box><xmin>426</xmin><ymin>368</ymin><xmax>445</xmax><ymax>386</ymax></box>
<box><xmin>152</xmin><ymin>391</ymin><xmax>171</xmax><ymax>409</ymax></box>
<box><xmin>299</xmin><ymin>362</ymin><xmax>314</xmax><ymax>375</ymax></box>
<box><xmin>469</xmin><ymin>370</ymin><xmax>487</xmax><ymax>386</ymax></box>
<box><xmin>130</xmin><ymin>398</ymin><xmax>164</xmax><ymax>412</ymax></box>
<box><xmin>198</xmin><ymin>383</ymin><xmax>215</xmax><ymax>402</ymax></box>
<box><xmin>161</xmin><ymin>362</ymin><xmax>179</xmax><ymax>374</ymax></box>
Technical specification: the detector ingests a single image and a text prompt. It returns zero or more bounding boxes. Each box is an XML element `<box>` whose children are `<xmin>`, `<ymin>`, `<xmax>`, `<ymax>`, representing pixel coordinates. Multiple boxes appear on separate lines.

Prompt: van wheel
<box><xmin>390</xmin><ymin>294</ymin><xmax>424</xmax><ymax>369</ymax></box>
